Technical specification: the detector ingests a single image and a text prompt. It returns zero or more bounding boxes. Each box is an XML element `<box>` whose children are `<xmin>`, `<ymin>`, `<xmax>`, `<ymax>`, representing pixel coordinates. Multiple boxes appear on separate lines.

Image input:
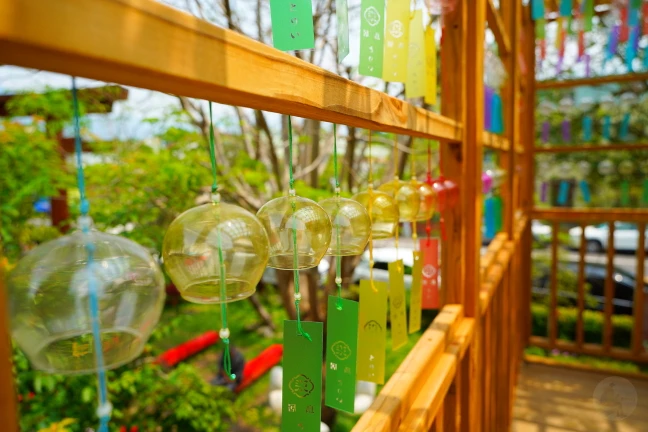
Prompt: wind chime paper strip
<box><xmin>603</xmin><ymin>115</ymin><xmax>611</xmax><ymax>140</ymax></box>
<box><xmin>324</xmin><ymin>296</ymin><xmax>358</xmax><ymax>413</ymax></box>
<box><xmin>485</xmin><ymin>196</ymin><xmax>497</xmax><ymax>239</ymax></box>
<box><xmin>620</xmin><ymin>113</ymin><xmax>631</xmax><ymax>140</ymax></box>
<box><xmin>540</xmin><ymin>182</ymin><xmax>549</xmax><ymax>203</ymax></box>
<box><xmin>626</xmin><ymin>26</ymin><xmax>639</xmax><ymax>70</ymax></box>
<box><xmin>420</xmin><ymin>238</ymin><xmax>440</xmax><ymax>310</ymax></box>
<box><xmin>270</xmin><ymin>0</ymin><xmax>315</xmax><ymax>51</ymax></box>
<box><xmin>382</xmin><ymin>0</ymin><xmax>410</xmax><ymax>82</ymax></box>
<box><xmin>557</xmin><ymin>180</ymin><xmax>570</xmax><ymax>206</ymax></box>
<box><xmin>629</xmin><ymin>2</ymin><xmax>640</xmax><ymax>27</ymax></box>
<box><xmin>578</xmin><ymin>28</ymin><xmax>585</xmax><ymax>58</ymax></box>
<box><xmin>555</xmin><ymin>18</ymin><xmax>563</xmax><ymax>50</ymax></box>
<box><xmin>559</xmin><ymin>0</ymin><xmax>572</xmax><ymax>17</ymax></box>
<box><xmin>424</xmin><ymin>27</ymin><xmax>438</xmax><ymax>106</ymax></box>
<box><xmin>359</xmin><ymin>0</ymin><xmax>386</xmax><ymax>77</ymax></box>
<box><xmin>281</xmin><ymin>320</ymin><xmax>323</xmax><ymax>432</ymax></box>
<box><xmin>582</xmin><ymin>116</ymin><xmax>593</xmax><ymax>142</ymax></box>
<box><xmin>494</xmin><ymin>195</ymin><xmax>503</xmax><ymax>233</ymax></box>
<box><xmin>579</xmin><ymin>180</ymin><xmax>591</xmax><ymax>204</ymax></box>
<box><xmin>642</xmin><ymin>179</ymin><xmax>648</xmax><ymax>205</ymax></box>
<box><xmin>536</xmin><ymin>19</ymin><xmax>546</xmax><ymax>40</ymax></box>
<box><xmin>621</xmin><ymin>181</ymin><xmax>631</xmax><ymax>206</ymax></box>
<box><xmin>561</xmin><ymin>119</ymin><xmax>571</xmax><ymax>143</ymax></box>
<box><xmin>606</xmin><ymin>25</ymin><xmax>619</xmax><ymax>61</ymax></box>
<box><xmin>643</xmin><ymin>3</ymin><xmax>648</xmax><ymax>35</ymax></box>
<box><xmin>406</xmin><ymin>10</ymin><xmax>426</xmax><ymax>99</ymax></box>
<box><xmin>491</xmin><ymin>93</ymin><xmax>504</xmax><ymax>134</ymax></box>
<box><xmin>409</xmin><ymin>251</ymin><xmax>423</xmax><ymax>334</ymax></box>
<box><xmin>336</xmin><ymin>0</ymin><xmax>350</xmax><ymax>62</ymax></box>
<box><xmin>388</xmin><ymin>260</ymin><xmax>409</xmax><ymax>350</ymax></box>
<box><xmin>485</xmin><ymin>86</ymin><xmax>494</xmax><ymax>132</ymax></box>
<box><xmin>541</xmin><ymin>120</ymin><xmax>550</xmax><ymax>143</ymax></box>
<box><xmin>583</xmin><ymin>0</ymin><xmax>594</xmax><ymax>32</ymax></box>
<box><xmin>357</xmin><ymin>280</ymin><xmax>387</xmax><ymax>384</ymax></box>
<box><xmin>531</xmin><ymin>0</ymin><xmax>545</xmax><ymax>20</ymax></box>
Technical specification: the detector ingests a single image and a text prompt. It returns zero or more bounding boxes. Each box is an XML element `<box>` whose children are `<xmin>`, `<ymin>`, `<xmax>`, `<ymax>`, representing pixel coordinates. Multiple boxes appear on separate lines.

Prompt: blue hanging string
<box><xmin>72</xmin><ymin>77</ymin><xmax>110</xmax><ymax>432</ymax></box>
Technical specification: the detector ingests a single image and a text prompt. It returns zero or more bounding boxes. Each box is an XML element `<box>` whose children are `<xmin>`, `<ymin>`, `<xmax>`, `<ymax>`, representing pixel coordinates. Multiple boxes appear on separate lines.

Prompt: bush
<box><xmin>531</xmin><ymin>303</ymin><xmax>634</xmax><ymax>348</ymax></box>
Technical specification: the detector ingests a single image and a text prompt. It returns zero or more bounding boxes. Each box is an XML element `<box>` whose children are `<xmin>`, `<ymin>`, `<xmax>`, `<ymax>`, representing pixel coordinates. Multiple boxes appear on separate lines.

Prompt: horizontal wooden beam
<box><xmin>532</xmin><ymin>208</ymin><xmax>648</xmax><ymax>223</ymax></box>
<box><xmin>483</xmin><ymin>132</ymin><xmax>510</xmax><ymax>151</ymax></box>
<box><xmin>534</xmin><ymin>143</ymin><xmax>648</xmax><ymax>153</ymax></box>
<box><xmin>536</xmin><ymin>72</ymin><xmax>648</xmax><ymax>89</ymax></box>
<box><xmin>0</xmin><ymin>0</ymin><xmax>461</xmax><ymax>141</ymax></box>
<box><xmin>486</xmin><ymin>0</ymin><xmax>511</xmax><ymax>56</ymax></box>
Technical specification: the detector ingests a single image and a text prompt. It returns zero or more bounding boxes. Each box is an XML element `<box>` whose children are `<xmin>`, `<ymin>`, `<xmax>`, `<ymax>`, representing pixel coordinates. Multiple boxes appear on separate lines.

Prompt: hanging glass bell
<box><xmin>256</xmin><ymin>195</ymin><xmax>332</xmax><ymax>269</ymax></box>
<box><xmin>352</xmin><ymin>189</ymin><xmax>400</xmax><ymax>239</ymax></box>
<box><xmin>7</xmin><ymin>219</ymin><xmax>166</xmax><ymax>374</ymax></box>
<box><xmin>163</xmin><ymin>201</ymin><xmax>269</xmax><ymax>304</ymax></box>
<box><xmin>443</xmin><ymin>178</ymin><xmax>460</xmax><ymax>209</ymax></box>
<box><xmin>320</xmin><ymin>196</ymin><xmax>371</xmax><ymax>256</ymax></box>
<box><xmin>378</xmin><ymin>178</ymin><xmax>420</xmax><ymax>222</ymax></box>
<box><xmin>411</xmin><ymin>180</ymin><xmax>436</xmax><ymax>221</ymax></box>
<box><xmin>431</xmin><ymin>176</ymin><xmax>448</xmax><ymax>213</ymax></box>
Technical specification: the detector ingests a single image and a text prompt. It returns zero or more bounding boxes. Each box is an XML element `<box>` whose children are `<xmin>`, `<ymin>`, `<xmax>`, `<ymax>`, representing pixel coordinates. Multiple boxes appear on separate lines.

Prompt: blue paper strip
<box><xmin>603</xmin><ymin>115</ymin><xmax>611</xmax><ymax>140</ymax></box>
<box><xmin>532</xmin><ymin>0</ymin><xmax>545</xmax><ymax>20</ymax></box>
<box><xmin>620</xmin><ymin>113</ymin><xmax>630</xmax><ymax>140</ymax></box>
<box><xmin>492</xmin><ymin>92</ymin><xmax>504</xmax><ymax>134</ymax></box>
<box><xmin>629</xmin><ymin>5</ymin><xmax>639</xmax><ymax>27</ymax></box>
<box><xmin>606</xmin><ymin>25</ymin><xmax>619</xmax><ymax>62</ymax></box>
<box><xmin>579</xmin><ymin>180</ymin><xmax>591</xmax><ymax>204</ymax></box>
<box><xmin>558</xmin><ymin>180</ymin><xmax>569</xmax><ymax>206</ymax></box>
<box><xmin>626</xmin><ymin>26</ymin><xmax>639</xmax><ymax>71</ymax></box>
<box><xmin>485</xmin><ymin>196</ymin><xmax>496</xmax><ymax>239</ymax></box>
<box><xmin>582</xmin><ymin>116</ymin><xmax>593</xmax><ymax>142</ymax></box>
<box><xmin>559</xmin><ymin>0</ymin><xmax>572</xmax><ymax>17</ymax></box>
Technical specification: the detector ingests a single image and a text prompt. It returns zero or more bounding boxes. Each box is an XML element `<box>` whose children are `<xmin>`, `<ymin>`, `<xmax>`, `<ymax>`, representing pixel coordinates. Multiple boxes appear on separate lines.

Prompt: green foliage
<box><xmin>523</xmin><ymin>346</ymin><xmax>648</xmax><ymax>375</ymax></box>
<box><xmin>13</xmin><ymin>342</ymin><xmax>237</xmax><ymax>432</ymax></box>
<box><xmin>0</xmin><ymin>121</ymin><xmax>70</xmax><ymax>261</ymax></box>
<box><xmin>530</xmin><ymin>303</ymin><xmax>634</xmax><ymax>348</ymax></box>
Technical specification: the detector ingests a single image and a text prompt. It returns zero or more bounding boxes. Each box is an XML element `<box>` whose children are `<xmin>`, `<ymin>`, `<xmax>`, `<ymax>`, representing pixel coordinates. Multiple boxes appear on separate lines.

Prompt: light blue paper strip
<box><xmin>559</xmin><ymin>0</ymin><xmax>572</xmax><ymax>17</ymax></box>
<box><xmin>602</xmin><ymin>115</ymin><xmax>611</xmax><ymax>140</ymax></box>
<box><xmin>558</xmin><ymin>180</ymin><xmax>570</xmax><ymax>206</ymax></box>
<box><xmin>532</xmin><ymin>0</ymin><xmax>545</xmax><ymax>20</ymax></box>
<box><xmin>582</xmin><ymin>116</ymin><xmax>593</xmax><ymax>142</ymax></box>
<box><xmin>579</xmin><ymin>180</ymin><xmax>591</xmax><ymax>204</ymax></box>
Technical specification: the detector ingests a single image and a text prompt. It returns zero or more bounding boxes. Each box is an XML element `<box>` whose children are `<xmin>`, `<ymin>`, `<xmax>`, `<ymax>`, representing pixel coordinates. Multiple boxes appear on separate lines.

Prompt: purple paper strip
<box><xmin>606</xmin><ymin>25</ymin><xmax>619</xmax><ymax>61</ymax></box>
<box><xmin>542</xmin><ymin>121</ymin><xmax>550</xmax><ymax>143</ymax></box>
<box><xmin>585</xmin><ymin>54</ymin><xmax>591</xmax><ymax>77</ymax></box>
<box><xmin>485</xmin><ymin>86</ymin><xmax>494</xmax><ymax>132</ymax></box>
<box><xmin>541</xmin><ymin>182</ymin><xmax>548</xmax><ymax>203</ymax></box>
<box><xmin>561</xmin><ymin>119</ymin><xmax>571</xmax><ymax>143</ymax></box>
<box><xmin>556</xmin><ymin>55</ymin><xmax>563</xmax><ymax>74</ymax></box>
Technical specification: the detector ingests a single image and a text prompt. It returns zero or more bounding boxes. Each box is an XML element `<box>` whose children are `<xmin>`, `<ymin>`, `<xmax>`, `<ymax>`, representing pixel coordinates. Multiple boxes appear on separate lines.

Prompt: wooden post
<box><xmin>463</xmin><ymin>0</ymin><xmax>486</xmax><ymax>430</ymax></box>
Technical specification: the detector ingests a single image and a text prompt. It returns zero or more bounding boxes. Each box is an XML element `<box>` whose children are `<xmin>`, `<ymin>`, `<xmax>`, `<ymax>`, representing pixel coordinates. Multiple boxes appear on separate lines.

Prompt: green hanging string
<box><xmin>288</xmin><ymin>116</ymin><xmax>312</xmax><ymax>341</ymax></box>
<box><xmin>333</xmin><ymin>124</ymin><xmax>343</xmax><ymax>310</ymax></box>
<box><xmin>208</xmin><ymin>102</ymin><xmax>235</xmax><ymax>380</ymax></box>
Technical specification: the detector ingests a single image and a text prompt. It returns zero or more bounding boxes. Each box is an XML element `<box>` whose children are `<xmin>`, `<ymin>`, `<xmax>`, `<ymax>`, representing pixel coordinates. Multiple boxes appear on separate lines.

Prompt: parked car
<box><xmin>532</xmin><ymin>260</ymin><xmax>648</xmax><ymax>315</ymax></box>
<box><xmin>569</xmin><ymin>222</ymin><xmax>648</xmax><ymax>253</ymax></box>
<box><xmin>352</xmin><ymin>247</ymin><xmax>414</xmax><ymax>289</ymax></box>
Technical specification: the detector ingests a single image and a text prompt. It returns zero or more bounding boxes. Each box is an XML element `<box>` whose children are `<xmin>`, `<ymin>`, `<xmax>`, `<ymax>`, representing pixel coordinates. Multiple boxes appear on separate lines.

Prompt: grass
<box><xmin>525</xmin><ymin>346</ymin><xmax>648</xmax><ymax>375</ymax></box>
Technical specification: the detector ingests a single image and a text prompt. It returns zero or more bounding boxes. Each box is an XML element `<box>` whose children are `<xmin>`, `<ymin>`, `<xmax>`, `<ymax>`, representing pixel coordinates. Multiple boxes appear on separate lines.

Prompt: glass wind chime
<box><xmin>163</xmin><ymin>102</ymin><xmax>270</xmax><ymax>382</ymax></box>
<box><xmin>7</xmin><ymin>78</ymin><xmax>167</xmax><ymax>432</ymax></box>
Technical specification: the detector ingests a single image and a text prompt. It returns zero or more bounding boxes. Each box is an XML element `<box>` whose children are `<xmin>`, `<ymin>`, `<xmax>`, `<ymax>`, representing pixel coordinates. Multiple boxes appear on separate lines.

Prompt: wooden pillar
<box><xmin>463</xmin><ymin>0</ymin><xmax>486</xmax><ymax>431</ymax></box>
<box><xmin>440</xmin><ymin>0</ymin><xmax>466</xmax><ymax>307</ymax></box>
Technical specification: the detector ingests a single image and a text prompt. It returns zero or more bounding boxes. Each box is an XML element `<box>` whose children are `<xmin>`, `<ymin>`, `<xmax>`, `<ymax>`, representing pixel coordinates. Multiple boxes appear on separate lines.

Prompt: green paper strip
<box><xmin>535</xmin><ymin>19</ymin><xmax>546</xmax><ymax>40</ymax></box>
<box><xmin>325</xmin><ymin>296</ymin><xmax>358</xmax><ymax>413</ymax></box>
<box><xmin>382</xmin><ymin>0</ymin><xmax>410</xmax><ymax>82</ymax></box>
<box><xmin>643</xmin><ymin>179</ymin><xmax>648</xmax><ymax>206</ymax></box>
<box><xmin>406</xmin><ymin>9</ymin><xmax>425</xmax><ymax>99</ymax></box>
<box><xmin>359</xmin><ymin>0</ymin><xmax>385</xmax><ymax>77</ymax></box>
<box><xmin>357</xmin><ymin>280</ymin><xmax>387</xmax><ymax>384</ymax></box>
<box><xmin>409</xmin><ymin>251</ymin><xmax>423</xmax><ymax>334</ymax></box>
<box><xmin>583</xmin><ymin>0</ymin><xmax>594</xmax><ymax>32</ymax></box>
<box><xmin>281</xmin><ymin>320</ymin><xmax>323</xmax><ymax>432</ymax></box>
<box><xmin>270</xmin><ymin>0</ymin><xmax>315</xmax><ymax>51</ymax></box>
<box><xmin>620</xmin><ymin>181</ymin><xmax>631</xmax><ymax>207</ymax></box>
<box><xmin>336</xmin><ymin>0</ymin><xmax>350</xmax><ymax>62</ymax></box>
<box><xmin>388</xmin><ymin>260</ymin><xmax>409</xmax><ymax>351</ymax></box>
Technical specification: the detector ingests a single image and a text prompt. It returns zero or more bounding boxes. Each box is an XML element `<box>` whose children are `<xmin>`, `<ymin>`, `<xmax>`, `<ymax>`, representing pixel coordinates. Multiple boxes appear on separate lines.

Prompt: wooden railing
<box><xmin>529</xmin><ymin>208</ymin><xmax>648</xmax><ymax>363</ymax></box>
<box><xmin>0</xmin><ymin>0</ymin><xmax>533</xmax><ymax>431</ymax></box>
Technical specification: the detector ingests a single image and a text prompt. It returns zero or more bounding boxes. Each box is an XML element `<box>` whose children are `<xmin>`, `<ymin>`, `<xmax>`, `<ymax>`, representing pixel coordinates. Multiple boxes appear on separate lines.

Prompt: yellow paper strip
<box><xmin>409</xmin><ymin>251</ymin><xmax>423</xmax><ymax>333</ymax></box>
<box><xmin>382</xmin><ymin>0</ymin><xmax>411</xmax><ymax>82</ymax></box>
<box><xmin>406</xmin><ymin>10</ymin><xmax>426</xmax><ymax>99</ymax></box>
<box><xmin>555</xmin><ymin>17</ymin><xmax>563</xmax><ymax>50</ymax></box>
<box><xmin>389</xmin><ymin>260</ymin><xmax>409</xmax><ymax>350</ymax></box>
<box><xmin>357</xmin><ymin>280</ymin><xmax>388</xmax><ymax>384</ymax></box>
<box><xmin>424</xmin><ymin>27</ymin><xmax>437</xmax><ymax>106</ymax></box>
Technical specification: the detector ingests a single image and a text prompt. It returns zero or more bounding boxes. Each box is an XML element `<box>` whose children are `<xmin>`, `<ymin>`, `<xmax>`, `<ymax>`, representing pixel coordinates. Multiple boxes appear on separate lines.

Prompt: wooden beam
<box><xmin>482</xmin><ymin>132</ymin><xmax>510</xmax><ymax>151</ymax></box>
<box><xmin>486</xmin><ymin>0</ymin><xmax>511</xmax><ymax>56</ymax></box>
<box><xmin>536</xmin><ymin>72</ymin><xmax>648</xmax><ymax>89</ymax></box>
<box><xmin>532</xmin><ymin>208</ymin><xmax>648</xmax><ymax>223</ymax></box>
<box><xmin>0</xmin><ymin>0</ymin><xmax>461</xmax><ymax>141</ymax></box>
<box><xmin>534</xmin><ymin>143</ymin><xmax>648</xmax><ymax>153</ymax></box>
